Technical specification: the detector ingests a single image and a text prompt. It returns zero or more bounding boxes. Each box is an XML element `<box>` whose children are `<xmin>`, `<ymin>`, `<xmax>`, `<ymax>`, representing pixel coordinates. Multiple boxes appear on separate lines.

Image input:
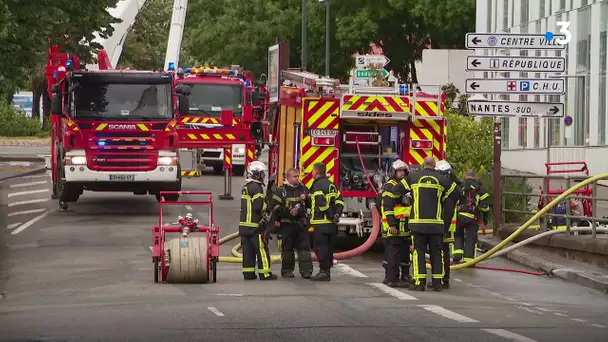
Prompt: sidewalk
<box><xmin>0</xmin><ymin>137</ymin><xmax>49</xmax><ymax>147</ymax></box>
<box><xmin>479</xmin><ymin>235</ymin><xmax>608</xmax><ymax>293</ymax></box>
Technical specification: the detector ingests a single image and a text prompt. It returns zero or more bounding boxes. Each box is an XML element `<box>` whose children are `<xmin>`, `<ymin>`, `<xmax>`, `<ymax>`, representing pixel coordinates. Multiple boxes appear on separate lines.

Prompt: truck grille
<box><xmin>88</xmin><ymin>133</ymin><xmax>158</xmax><ymax>171</ymax></box>
<box><xmin>202</xmin><ymin>151</ymin><xmax>221</xmax><ymax>158</ymax></box>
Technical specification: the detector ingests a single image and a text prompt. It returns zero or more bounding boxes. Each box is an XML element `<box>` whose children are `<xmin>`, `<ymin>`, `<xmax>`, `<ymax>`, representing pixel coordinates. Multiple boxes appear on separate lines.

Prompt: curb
<box><xmin>478</xmin><ymin>238</ymin><xmax>608</xmax><ymax>294</ymax></box>
<box><xmin>0</xmin><ymin>156</ymin><xmax>46</xmax><ymax>162</ymax></box>
<box><xmin>0</xmin><ymin>167</ymin><xmax>47</xmax><ymax>183</ymax></box>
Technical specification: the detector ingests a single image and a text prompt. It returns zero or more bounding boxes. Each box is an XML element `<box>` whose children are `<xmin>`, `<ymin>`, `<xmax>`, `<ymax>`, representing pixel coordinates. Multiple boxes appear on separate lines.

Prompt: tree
<box><xmin>118</xmin><ymin>0</ymin><xmax>173</xmax><ymax>70</ymax></box>
<box><xmin>445</xmin><ymin>110</ymin><xmax>493</xmax><ymax>178</ymax></box>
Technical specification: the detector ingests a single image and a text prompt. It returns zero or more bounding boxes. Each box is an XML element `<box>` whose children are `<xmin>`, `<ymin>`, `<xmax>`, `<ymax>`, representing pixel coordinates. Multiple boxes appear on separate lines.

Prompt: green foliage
<box><xmin>0</xmin><ymin>102</ymin><xmax>46</xmax><ymax>137</ymax></box>
<box><xmin>118</xmin><ymin>0</ymin><xmax>173</xmax><ymax>69</ymax></box>
<box><xmin>445</xmin><ymin>109</ymin><xmax>493</xmax><ymax>178</ymax></box>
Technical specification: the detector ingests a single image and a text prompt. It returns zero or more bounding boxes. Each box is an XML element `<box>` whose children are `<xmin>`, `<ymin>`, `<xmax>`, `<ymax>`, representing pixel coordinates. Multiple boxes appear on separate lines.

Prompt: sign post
<box><xmin>464</xmin><ymin>30</ymin><xmax>567</xmax><ymax>236</ymax></box>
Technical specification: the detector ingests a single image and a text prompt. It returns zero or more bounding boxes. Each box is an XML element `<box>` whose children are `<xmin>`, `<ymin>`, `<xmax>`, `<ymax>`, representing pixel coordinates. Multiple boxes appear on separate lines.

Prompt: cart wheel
<box><xmin>212</xmin><ymin>259</ymin><xmax>217</xmax><ymax>283</ymax></box>
<box><xmin>154</xmin><ymin>260</ymin><xmax>159</xmax><ymax>283</ymax></box>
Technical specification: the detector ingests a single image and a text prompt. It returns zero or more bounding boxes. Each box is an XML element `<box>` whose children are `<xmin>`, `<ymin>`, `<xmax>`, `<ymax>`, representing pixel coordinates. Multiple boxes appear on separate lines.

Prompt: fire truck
<box><xmin>172</xmin><ymin>65</ymin><xmax>269</xmax><ymax>177</ymax></box>
<box><xmin>46</xmin><ymin>47</ymin><xmax>190</xmax><ymax>208</ymax></box>
<box><xmin>269</xmin><ymin>69</ymin><xmax>447</xmax><ymax>237</ymax></box>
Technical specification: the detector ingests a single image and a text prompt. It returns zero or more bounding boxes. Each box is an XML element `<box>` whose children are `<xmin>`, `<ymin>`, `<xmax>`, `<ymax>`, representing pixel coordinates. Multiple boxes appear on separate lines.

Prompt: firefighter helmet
<box><xmin>391</xmin><ymin>159</ymin><xmax>409</xmax><ymax>172</ymax></box>
<box><xmin>247</xmin><ymin>161</ymin><xmax>267</xmax><ymax>183</ymax></box>
<box><xmin>435</xmin><ymin>160</ymin><xmax>452</xmax><ymax>172</ymax></box>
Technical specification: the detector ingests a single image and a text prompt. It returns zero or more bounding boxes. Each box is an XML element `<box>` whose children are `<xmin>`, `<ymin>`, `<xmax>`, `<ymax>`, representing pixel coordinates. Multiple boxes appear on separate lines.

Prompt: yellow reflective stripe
<box><xmin>242</xmin><ymin>267</ymin><xmax>255</xmax><ymax>272</ymax></box>
<box><xmin>458</xmin><ymin>212</ymin><xmax>476</xmax><ymax>218</ymax></box>
<box><xmin>479</xmin><ymin>193</ymin><xmax>489</xmax><ymax>200</ymax></box>
<box><xmin>409</xmin><ymin>218</ymin><xmax>443</xmax><ymax>224</ymax></box>
<box><xmin>258</xmin><ymin>234</ymin><xmax>270</xmax><ymax>274</ymax></box>
<box><xmin>335</xmin><ymin>199</ymin><xmax>344</xmax><ymax>206</ymax></box>
<box><xmin>272</xmin><ymin>195</ymin><xmax>283</xmax><ymax>202</ymax></box>
<box><xmin>252</xmin><ymin>193</ymin><xmax>264</xmax><ymax>200</ymax></box>
<box><xmin>312</xmin><ymin>190</ymin><xmax>325</xmax><ymax>196</ymax></box>
<box><xmin>239</xmin><ymin>222</ymin><xmax>258</xmax><ymax>227</ymax></box>
<box><xmin>443</xmin><ymin>182</ymin><xmax>457</xmax><ymax>201</ymax></box>
<box><xmin>310</xmin><ymin>219</ymin><xmax>332</xmax><ymax>224</ymax></box>
<box><xmin>453</xmin><ymin>249</ymin><xmax>464</xmax><ymax>255</ymax></box>
<box><xmin>308</xmin><ymin>227</ymin><xmax>314</xmax><ymax>232</ymax></box>
<box><xmin>400</xmin><ymin>179</ymin><xmax>411</xmax><ymax>191</ymax></box>
<box><xmin>241</xmin><ymin>195</ymin><xmax>251</xmax><ymax>199</ymax></box>
<box><xmin>246</xmin><ymin>196</ymin><xmax>252</xmax><ymax>224</ymax></box>
<box><xmin>479</xmin><ymin>206</ymin><xmax>490</xmax><ymax>212</ymax></box>
<box><xmin>384</xmin><ymin>211</ymin><xmax>394</xmax><ymax>215</ymax></box>
<box><xmin>382</xmin><ymin>192</ymin><xmax>401</xmax><ymax>198</ymax></box>
<box><xmin>412</xmin><ymin>249</ymin><xmax>424</xmax><ymax>284</ymax></box>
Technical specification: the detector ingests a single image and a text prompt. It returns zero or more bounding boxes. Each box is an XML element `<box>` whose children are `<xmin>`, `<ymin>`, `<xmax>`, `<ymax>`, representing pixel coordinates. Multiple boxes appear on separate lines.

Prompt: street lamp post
<box><xmin>301</xmin><ymin>0</ymin><xmax>307</xmax><ymax>69</ymax></box>
<box><xmin>319</xmin><ymin>0</ymin><xmax>330</xmax><ymax>76</ymax></box>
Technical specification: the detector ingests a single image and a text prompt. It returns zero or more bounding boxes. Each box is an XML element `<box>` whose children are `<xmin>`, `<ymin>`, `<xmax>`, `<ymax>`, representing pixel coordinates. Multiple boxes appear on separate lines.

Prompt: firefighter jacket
<box><xmin>239</xmin><ymin>180</ymin><xmax>266</xmax><ymax>229</ymax></box>
<box><xmin>381</xmin><ymin>178</ymin><xmax>412</xmax><ymax>237</ymax></box>
<box><xmin>309</xmin><ymin>176</ymin><xmax>344</xmax><ymax>231</ymax></box>
<box><xmin>457</xmin><ymin>178</ymin><xmax>490</xmax><ymax>222</ymax></box>
<box><xmin>406</xmin><ymin>168</ymin><xmax>461</xmax><ymax>235</ymax></box>
<box><xmin>271</xmin><ymin>182</ymin><xmax>309</xmax><ymax>223</ymax></box>
<box><xmin>443</xmin><ymin>200</ymin><xmax>458</xmax><ymax>243</ymax></box>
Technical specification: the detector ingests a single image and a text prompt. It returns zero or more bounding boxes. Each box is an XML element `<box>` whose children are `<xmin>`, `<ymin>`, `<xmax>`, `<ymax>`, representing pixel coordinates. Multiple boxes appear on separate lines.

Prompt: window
<box><xmin>518</xmin><ymin>117</ymin><xmax>528</xmax><ymax>148</ymax></box>
<box><xmin>575</xmin><ymin>7</ymin><xmax>591</xmax><ymax>145</ymax></box>
<box><xmin>521</xmin><ymin>0</ymin><xmax>529</xmax><ymax>24</ymax></box>
<box><xmin>581</xmin><ymin>0</ymin><xmax>588</xmax><ymax>6</ymax></box>
<box><xmin>503</xmin><ymin>0</ymin><xmax>509</xmax><ymax>29</ymax></box>
<box><xmin>534</xmin><ymin>118</ymin><xmax>540</xmax><ymax>148</ymax></box>
<box><xmin>549</xmin><ymin>0</ymin><xmax>552</xmax><ymax>15</ymax></box>
<box><xmin>502</xmin><ymin>117</ymin><xmax>510</xmax><ymax>148</ymax></box>
<box><xmin>511</xmin><ymin>0</ymin><xmax>515</xmax><ymax>27</ymax></box>
<box><xmin>548</xmin><ymin>95</ymin><xmax>561</xmax><ymax>146</ymax></box>
<box><xmin>539</xmin><ymin>0</ymin><xmax>546</xmax><ymax>18</ymax></box>
<box><xmin>559</xmin><ymin>0</ymin><xmax>566</xmax><ymax>11</ymax></box>
<box><xmin>487</xmin><ymin>0</ymin><xmax>493</xmax><ymax>31</ymax></box>
<box><xmin>186</xmin><ymin>83</ymin><xmax>244</xmax><ymax>117</ymax></box>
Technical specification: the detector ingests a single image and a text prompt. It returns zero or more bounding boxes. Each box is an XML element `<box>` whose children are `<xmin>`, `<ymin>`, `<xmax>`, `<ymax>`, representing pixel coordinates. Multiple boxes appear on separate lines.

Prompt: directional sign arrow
<box><xmin>467</xmin><ymin>100</ymin><xmax>565</xmax><ymax>118</ymax></box>
<box><xmin>464</xmin><ymin>78</ymin><xmax>566</xmax><ymax>95</ymax></box>
<box><xmin>472</xmin><ymin>37</ymin><xmax>481</xmax><ymax>45</ymax></box>
<box><xmin>465</xmin><ymin>56</ymin><xmax>566</xmax><ymax>73</ymax></box>
<box><xmin>354</xmin><ymin>55</ymin><xmax>390</xmax><ymax>67</ymax></box>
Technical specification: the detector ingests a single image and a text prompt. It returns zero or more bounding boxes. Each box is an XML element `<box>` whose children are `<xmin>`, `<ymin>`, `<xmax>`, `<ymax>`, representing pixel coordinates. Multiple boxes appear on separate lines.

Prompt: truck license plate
<box><xmin>109</xmin><ymin>174</ymin><xmax>135</xmax><ymax>181</ymax></box>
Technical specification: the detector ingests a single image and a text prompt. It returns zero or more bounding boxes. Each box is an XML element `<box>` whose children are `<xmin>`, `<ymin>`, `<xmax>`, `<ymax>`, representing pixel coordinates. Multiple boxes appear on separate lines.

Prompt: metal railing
<box><xmin>501</xmin><ymin>174</ymin><xmax>608</xmax><ymax>239</ymax></box>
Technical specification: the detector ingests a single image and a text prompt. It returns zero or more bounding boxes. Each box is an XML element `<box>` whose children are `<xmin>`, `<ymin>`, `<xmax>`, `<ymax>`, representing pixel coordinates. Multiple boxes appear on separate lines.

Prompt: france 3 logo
<box><xmin>553</xmin><ymin>22</ymin><xmax>572</xmax><ymax>45</ymax></box>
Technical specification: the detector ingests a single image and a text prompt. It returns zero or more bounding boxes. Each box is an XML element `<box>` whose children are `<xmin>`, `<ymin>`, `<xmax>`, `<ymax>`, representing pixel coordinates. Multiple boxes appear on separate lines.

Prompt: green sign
<box><xmin>355</xmin><ymin>68</ymin><xmax>389</xmax><ymax>78</ymax></box>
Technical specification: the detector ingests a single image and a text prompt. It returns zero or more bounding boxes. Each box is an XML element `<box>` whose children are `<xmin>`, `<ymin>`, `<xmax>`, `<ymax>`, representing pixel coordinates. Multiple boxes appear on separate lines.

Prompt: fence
<box><xmin>501</xmin><ymin>174</ymin><xmax>608</xmax><ymax>239</ymax></box>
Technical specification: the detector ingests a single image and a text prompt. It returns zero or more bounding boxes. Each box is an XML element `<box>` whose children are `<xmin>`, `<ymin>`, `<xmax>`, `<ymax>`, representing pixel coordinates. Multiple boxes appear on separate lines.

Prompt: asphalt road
<box><xmin>0</xmin><ymin>172</ymin><xmax>607</xmax><ymax>341</ymax></box>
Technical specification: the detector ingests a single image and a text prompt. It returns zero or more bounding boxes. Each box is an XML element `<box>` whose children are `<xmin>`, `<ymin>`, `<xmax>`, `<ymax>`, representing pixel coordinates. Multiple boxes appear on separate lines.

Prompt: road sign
<box><xmin>465</xmin><ymin>33</ymin><xmax>566</xmax><ymax>50</ymax></box>
<box><xmin>355</xmin><ymin>55</ymin><xmax>390</xmax><ymax>68</ymax></box>
<box><xmin>564</xmin><ymin>115</ymin><xmax>573</xmax><ymax>126</ymax></box>
<box><xmin>467</xmin><ymin>100</ymin><xmax>564</xmax><ymax>118</ymax></box>
<box><xmin>466</xmin><ymin>56</ymin><xmax>566</xmax><ymax>73</ymax></box>
<box><xmin>355</xmin><ymin>68</ymin><xmax>389</xmax><ymax>78</ymax></box>
<box><xmin>465</xmin><ymin>78</ymin><xmax>565</xmax><ymax>95</ymax></box>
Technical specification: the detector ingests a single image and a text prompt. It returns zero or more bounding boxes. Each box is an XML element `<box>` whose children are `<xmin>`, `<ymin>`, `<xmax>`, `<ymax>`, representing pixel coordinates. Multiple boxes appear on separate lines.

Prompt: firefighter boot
<box><xmin>282</xmin><ymin>271</ymin><xmax>295</xmax><ymax>279</ymax></box>
<box><xmin>259</xmin><ymin>273</ymin><xmax>278</xmax><ymax>281</ymax></box>
<box><xmin>310</xmin><ymin>269</ymin><xmax>331</xmax><ymax>282</ymax></box>
<box><xmin>382</xmin><ymin>261</ymin><xmax>388</xmax><ymax>284</ymax></box>
<box><xmin>243</xmin><ymin>274</ymin><xmax>257</xmax><ymax>281</ymax></box>
<box><xmin>410</xmin><ymin>278</ymin><xmax>426</xmax><ymax>291</ymax></box>
<box><xmin>432</xmin><ymin>278</ymin><xmax>442</xmax><ymax>292</ymax></box>
<box><xmin>452</xmin><ymin>254</ymin><xmax>463</xmax><ymax>263</ymax></box>
<box><xmin>442</xmin><ymin>280</ymin><xmax>450</xmax><ymax>289</ymax></box>
<box><xmin>400</xmin><ymin>265</ymin><xmax>412</xmax><ymax>283</ymax></box>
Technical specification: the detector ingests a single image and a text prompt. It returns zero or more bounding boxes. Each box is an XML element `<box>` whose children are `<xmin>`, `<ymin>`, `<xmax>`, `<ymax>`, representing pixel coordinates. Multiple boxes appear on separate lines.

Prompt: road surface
<box><xmin>1</xmin><ymin>172</ymin><xmax>607</xmax><ymax>341</ymax></box>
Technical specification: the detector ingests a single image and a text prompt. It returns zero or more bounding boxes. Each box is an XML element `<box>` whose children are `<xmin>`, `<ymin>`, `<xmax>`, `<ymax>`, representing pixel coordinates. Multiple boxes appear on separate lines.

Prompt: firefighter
<box><xmin>271</xmin><ymin>168</ymin><xmax>313</xmax><ymax>279</ymax></box>
<box><xmin>380</xmin><ymin>159</ymin><xmax>412</xmax><ymax>287</ymax></box>
<box><xmin>309</xmin><ymin>162</ymin><xmax>344</xmax><ymax>282</ymax></box>
<box><xmin>432</xmin><ymin>160</ymin><xmax>459</xmax><ymax>289</ymax></box>
<box><xmin>407</xmin><ymin>156</ymin><xmax>460</xmax><ymax>291</ymax></box>
<box><xmin>239</xmin><ymin>161</ymin><xmax>278</xmax><ymax>281</ymax></box>
<box><xmin>453</xmin><ymin>169</ymin><xmax>490</xmax><ymax>263</ymax></box>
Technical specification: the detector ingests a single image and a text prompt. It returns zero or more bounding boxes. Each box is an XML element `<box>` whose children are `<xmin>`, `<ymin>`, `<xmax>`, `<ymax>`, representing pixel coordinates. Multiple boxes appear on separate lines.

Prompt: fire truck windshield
<box><xmin>73</xmin><ymin>82</ymin><xmax>172</xmax><ymax>121</ymax></box>
<box><xmin>185</xmin><ymin>83</ymin><xmax>243</xmax><ymax>117</ymax></box>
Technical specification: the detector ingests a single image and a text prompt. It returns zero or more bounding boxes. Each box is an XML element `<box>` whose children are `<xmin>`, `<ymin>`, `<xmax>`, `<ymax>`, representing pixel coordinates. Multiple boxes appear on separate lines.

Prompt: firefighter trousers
<box><xmin>384</xmin><ymin>236</ymin><xmax>411</xmax><ymax>283</ymax></box>
<box><xmin>240</xmin><ymin>228</ymin><xmax>273</xmax><ymax>279</ymax></box>
<box><xmin>442</xmin><ymin>241</ymin><xmax>451</xmax><ymax>282</ymax></box>
<box><xmin>280</xmin><ymin>222</ymin><xmax>313</xmax><ymax>276</ymax></box>
<box><xmin>412</xmin><ymin>233</ymin><xmax>444</xmax><ymax>286</ymax></box>
<box><xmin>313</xmin><ymin>229</ymin><xmax>335</xmax><ymax>273</ymax></box>
<box><xmin>454</xmin><ymin>222</ymin><xmax>479</xmax><ymax>261</ymax></box>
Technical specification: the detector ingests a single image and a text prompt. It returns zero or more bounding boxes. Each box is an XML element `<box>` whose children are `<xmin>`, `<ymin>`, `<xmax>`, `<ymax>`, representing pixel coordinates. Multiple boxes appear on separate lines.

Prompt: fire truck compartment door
<box><xmin>178</xmin><ymin>149</ymin><xmax>197</xmax><ymax>171</ymax></box>
<box><xmin>341</xmin><ymin>95</ymin><xmax>410</xmax><ymax>120</ymax></box>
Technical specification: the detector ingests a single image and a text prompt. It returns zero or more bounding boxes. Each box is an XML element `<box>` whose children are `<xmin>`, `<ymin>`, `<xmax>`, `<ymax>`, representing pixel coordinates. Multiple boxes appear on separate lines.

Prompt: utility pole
<box><xmin>325</xmin><ymin>0</ymin><xmax>331</xmax><ymax>76</ymax></box>
<box><xmin>493</xmin><ymin>117</ymin><xmax>502</xmax><ymax>236</ymax></box>
<box><xmin>301</xmin><ymin>0</ymin><xmax>307</xmax><ymax>70</ymax></box>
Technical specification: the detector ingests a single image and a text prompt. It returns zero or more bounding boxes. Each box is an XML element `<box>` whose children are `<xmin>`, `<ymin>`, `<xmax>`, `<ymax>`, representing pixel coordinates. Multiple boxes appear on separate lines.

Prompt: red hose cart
<box><xmin>152</xmin><ymin>191</ymin><xmax>220</xmax><ymax>283</ymax></box>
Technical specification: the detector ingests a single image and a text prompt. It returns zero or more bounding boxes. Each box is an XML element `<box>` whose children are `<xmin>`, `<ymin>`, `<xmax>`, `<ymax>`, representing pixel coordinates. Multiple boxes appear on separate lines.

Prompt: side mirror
<box><xmin>51</xmin><ymin>84</ymin><xmax>61</xmax><ymax>94</ymax></box>
<box><xmin>250</xmin><ymin>121</ymin><xmax>262</xmax><ymax>139</ymax></box>
<box><xmin>51</xmin><ymin>93</ymin><xmax>63</xmax><ymax>116</ymax></box>
<box><xmin>176</xmin><ymin>84</ymin><xmax>191</xmax><ymax>96</ymax></box>
<box><xmin>178</xmin><ymin>95</ymin><xmax>190</xmax><ymax>116</ymax></box>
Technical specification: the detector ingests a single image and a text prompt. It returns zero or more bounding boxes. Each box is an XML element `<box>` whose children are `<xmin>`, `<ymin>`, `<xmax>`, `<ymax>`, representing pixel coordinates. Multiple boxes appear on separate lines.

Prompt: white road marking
<box><xmin>11</xmin><ymin>210</ymin><xmax>53</xmax><ymax>235</ymax></box>
<box><xmin>418</xmin><ymin>305</ymin><xmax>479</xmax><ymax>323</ymax></box>
<box><xmin>516</xmin><ymin>306</ymin><xmax>544</xmax><ymax>315</ymax></box>
<box><xmin>553</xmin><ymin>312</ymin><xmax>568</xmax><ymax>317</ymax></box>
<box><xmin>9</xmin><ymin>180</ymin><xmax>48</xmax><ymax>188</ymax></box>
<box><xmin>8</xmin><ymin>198</ymin><xmax>50</xmax><ymax>207</ymax></box>
<box><xmin>216</xmin><ymin>293</ymin><xmax>243</xmax><ymax>297</ymax></box>
<box><xmin>19</xmin><ymin>174</ymin><xmax>49</xmax><ymax>180</ymax></box>
<box><xmin>535</xmin><ymin>307</ymin><xmax>551</xmax><ymax>312</ymax></box>
<box><xmin>8</xmin><ymin>208</ymin><xmax>46</xmax><ymax>217</ymax></box>
<box><xmin>207</xmin><ymin>306</ymin><xmax>224</xmax><ymax>316</ymax></box>
<box><xmin>335</xmin><ymin>263</ymin><xmax>368</xmax><ymax>278</ymax></box>
<box><xmin>185</xmin><ymin>205</ymin><xmax>193</xmax><ymax>210</ymax></box>
<box><xmin>570</xmin><ymin>318</ymin><xmax>587</xmax><ymax>323</ymax></box>
<box><xmin>481</xmin><ymin>329</ymin><xmax>538</xmax><ymax>342</ymax></box>
<box><xmin>519</xmin><ymin>302</ymin><xmax>533</xmax><ymax>306</ymax></box>
<box><xmin>7</xmin><ymin>222</ymin><xmax>22</xmax><ymax>230</ymax></box>
<box><xmin>149</xmin><ymin>246</ymin><xmax>153</xmax><ymax>252</ymax></box>
<box><xmin>453</xmin><ymin>278</ymin><xmax>463</xmax><ymax>282</ymax></box>
<box><xmin>8</xmin><ymin>189</ymin><xmax>49</xmax><ymax>197</ymax></box>
<box><xmin>368</xmin><ymin>283</ymin><xmax>418</xmax><ymax>300</ymax></box>
<box><xmin>591</xmin><ymin>324</ymin><xmax>606</xmax><ymax>328</ymax></box>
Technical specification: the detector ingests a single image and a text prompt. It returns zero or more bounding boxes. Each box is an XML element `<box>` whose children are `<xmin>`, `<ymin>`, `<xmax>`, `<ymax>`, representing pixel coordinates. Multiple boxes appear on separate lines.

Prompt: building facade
<box><xmin>476</xmin><ymin>0</ymin><xmax>608</xmax><ymax>175</ymax></box>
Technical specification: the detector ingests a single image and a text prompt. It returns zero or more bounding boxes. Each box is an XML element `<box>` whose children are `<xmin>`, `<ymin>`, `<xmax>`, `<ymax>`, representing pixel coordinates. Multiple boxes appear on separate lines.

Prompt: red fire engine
<box><xmin>269</xmin><ymin>69</ymin><xmax>447</xmax><ymax>238</ymax></box>
<box><xmin>46</xmin><ymin>45</ymin><xmax>190</xmax><ymax>209</ymax></box>
<box><xmin>172</xmin><ymin>65</ymin><xmax>269</xmax><ymax>180</ymax></box>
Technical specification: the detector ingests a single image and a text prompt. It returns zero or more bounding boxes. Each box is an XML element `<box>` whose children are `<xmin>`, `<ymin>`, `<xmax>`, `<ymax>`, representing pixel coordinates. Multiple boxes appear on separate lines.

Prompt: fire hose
<box><xmin>216</xmin><ymin>173</ymin><xmax>608</xmax><ymax>268</ymax></box>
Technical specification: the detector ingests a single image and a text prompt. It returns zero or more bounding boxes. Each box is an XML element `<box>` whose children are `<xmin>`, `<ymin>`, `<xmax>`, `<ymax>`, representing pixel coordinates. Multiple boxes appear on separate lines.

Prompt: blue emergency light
<box><xmin>168</xmin><ymin>62</ymin><xmax>175</xmax><ymax>71</ymax></box>
<box><xmin>66</xmin><ymin>60</ymin><xmax>72</xmax><ymax>68</ymax></box>
<box><xmin>184</xmin><ymin>67</ymin><xmax>191</xmax><ymax>73</ymax></box>
<box><xmin>53</xmin><ymin>71</ymin><xmax>58</xmax><ymax>79</ymax></box>
<box><xmin>244</xmin><ymin>80</ymin><xmax>249</xmax><ymax>86</ymax></box>
<box><xmin>399</xmin><ymin>84</ymin><xmax>409</xmax><ymax>95</ymax></box>
<box><xmin>98</xmin><ymin>141</ymin><xmax>106</xmax><ymax>146</ymax></box>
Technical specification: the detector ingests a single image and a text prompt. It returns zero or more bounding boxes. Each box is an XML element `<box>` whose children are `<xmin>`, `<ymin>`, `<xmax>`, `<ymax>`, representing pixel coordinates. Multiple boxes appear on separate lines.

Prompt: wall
<box><xmin>416</xmin><ymin>50</ymin><xmax>476</xmax><ymax>93</ymax></box>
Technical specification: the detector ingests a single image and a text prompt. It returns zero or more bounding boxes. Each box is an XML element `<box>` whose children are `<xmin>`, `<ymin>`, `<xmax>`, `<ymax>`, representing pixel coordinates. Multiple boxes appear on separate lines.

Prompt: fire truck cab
<box><xmin>174</xmin><ymin>65</ymin><xmax>267</xmax><ymax>176</ymax></box>
<box><xmin>269</xmin><ymin>69</ymin><xmax>446</xmax><ymax>237</ymax></box>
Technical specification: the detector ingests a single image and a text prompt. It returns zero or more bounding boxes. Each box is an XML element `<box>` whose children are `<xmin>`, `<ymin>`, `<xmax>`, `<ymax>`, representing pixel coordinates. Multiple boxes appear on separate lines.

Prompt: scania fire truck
<box><xmin>47</xmin><ymin>48</ymin><xmax>191</xmax><ymax>207</ymax></box>
<box><xmin>173</xmin><ymin>65</ymin><xmax>269</xmax><ymax>176</ymax></box>
<box><xmin>269</xmin><ymin>69</ymin><xmax>447</xmax><ymax>238</ymax></box>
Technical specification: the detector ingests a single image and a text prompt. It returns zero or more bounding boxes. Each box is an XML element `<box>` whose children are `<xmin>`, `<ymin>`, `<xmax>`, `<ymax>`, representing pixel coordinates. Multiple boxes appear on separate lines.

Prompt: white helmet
<box><xmin>247</xmin><ymin>161</ymin><xmax>267</xmax><ymax>182</ymax></box>
<box><xmin>391</xmin><ymin>159</ymin><xmax>409</xmax><ymax>172</ymax></box>
<box><xmin>435</xmin><ymin>160</ymin><xmax>452</xmax><ymax>172</ymax></box>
